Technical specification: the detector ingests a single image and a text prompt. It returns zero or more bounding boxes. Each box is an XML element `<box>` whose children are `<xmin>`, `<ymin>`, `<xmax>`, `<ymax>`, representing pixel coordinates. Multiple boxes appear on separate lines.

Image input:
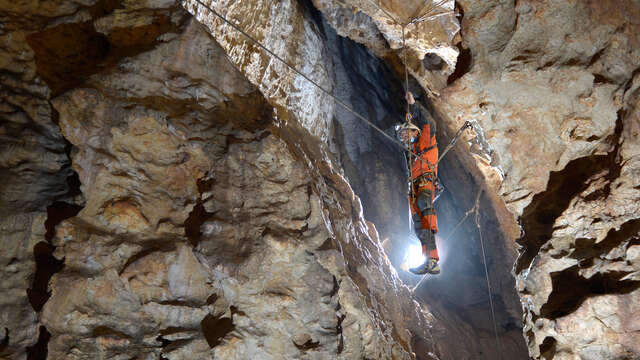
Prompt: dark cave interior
<box><xmin>298</xmin><ymin>1</ymin><xmax>528</xmax><ymax>357</ymax></box>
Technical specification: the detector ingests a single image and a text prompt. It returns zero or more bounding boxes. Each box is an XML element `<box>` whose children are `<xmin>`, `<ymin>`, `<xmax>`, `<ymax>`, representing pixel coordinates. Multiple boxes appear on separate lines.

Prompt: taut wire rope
<box><xmin>361</xmin><ymin>0</ymin><xmax>402</xmax><ymax>25</ymax></box>
<box><xmin>409</xmin><ymin>0</ymin><xmax>452</xmax><ymax>25</ymax></box>
<box><xmin>185</xmin><ymin>0</ymin><xmax>410</xmax><ymax>152</ymax></box>
<box><xmin>402</xmin><ymin>24</ymin><xmax>416</xmax><ymax>202</ymax></box>
<box><xmin>475</xmin><ymin>190</ymin><xmax>502</xmax><ymax>359</ymax></box>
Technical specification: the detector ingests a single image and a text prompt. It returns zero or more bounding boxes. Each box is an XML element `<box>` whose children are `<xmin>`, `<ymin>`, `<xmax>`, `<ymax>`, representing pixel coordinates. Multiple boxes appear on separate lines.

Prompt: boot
<box><xmin>409</xmin><ymin>260</ymin><xmax>429</xmax><ymax>275</ymax></box>
<box><xmin>426</xmin><ymin>258</ymin><xmax>440</xmax><ymax>275</ymax></box>
<box><xmin>409</xmin><ymin>258</ymin><xmax>440</xmax><ymax>275</ymax></box>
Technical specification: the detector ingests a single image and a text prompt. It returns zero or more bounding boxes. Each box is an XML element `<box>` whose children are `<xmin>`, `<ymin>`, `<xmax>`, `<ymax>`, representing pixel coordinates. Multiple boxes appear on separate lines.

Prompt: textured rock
<box><xmin>296</xmin><ymin>2</ymin><xmax>528</xmax><ymax>358</ymax></box>
<box><xmin>5</xmin><ymin>0</ymin><xmax>639</xmax><ymax>359</ymax></box>
<box><xmin>1</xmin><ymin>6</ymin><xmax>442</xmax><ymax>359</ymax></box>
<box><xmin>1</xmin><ymin>0</ymin><xmax>529</xmax><ymax>358</ymax></box>
<box><xmin>432</xmin><ymin>0</ymin><xmax>640</xmax><ymax>358</ymax></box>
<box><xmin>310</xmin><ymin>0</ymin><xmax>460</xmax><ymax>94</ymax></box>
<box><xmin>0</xmin><ymin>0</ymin><xmax>80</xmax><ymax>357</ymax></box>
<box><xmin>439</xmin><ymin>0</ymin><xmax>640</xmax><ymax>217</ymax></box>
<box><xmin>515</xmin><ymin>85</ymin><xmax>640</xmax><ymax>359</ymax></box>
<box><xmin>183</xmin><ymin>0</ymin><xmax>336</xmax><ymax>142</ymax></box>
<box><xmin>183</xmin><ymin>2</ymin><xmax>531</xmax><ymax>359</ymax></box>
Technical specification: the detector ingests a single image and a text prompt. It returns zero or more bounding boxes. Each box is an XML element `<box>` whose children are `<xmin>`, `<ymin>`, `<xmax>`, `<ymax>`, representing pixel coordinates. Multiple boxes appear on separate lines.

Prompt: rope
<box><xmin>402</xmin><ymin>25</ymin><xmax>410</xmax><ymax>117</ymax></box>
<box><xmin>409</xmin><ymin>0</ymin><xmax>453</xmax><ymax>25</ymax></box>
<box><xmin>361</xmin><ymin>0</ymin><xmax>402</xmax><ymax>25</ymax></box>
<box><xmin>187</xmin><ymin>0</ymin><xmax>466</xmax><ymax>163</ymax></box>
<box><xmin>437</xmin><ymin>121</ymin><xmax>472</xmax><ymax>164</ymax></box>
<box><xmin>410</xmin><ymin>11</ymin><xmax>453</xmax><ymax>25</ymax></box>
<box><xmin>189</xmin><ymin>1</ymin><xmax>481</xmax><ymax>297</ymax></box>
<box><xmin>363</xmin><ymin>0</ymin><xmax>453</xmax><ymax>26</ymax></box>
<box><xmin>412</xmin><ymin>188</ymin><xmax>502</xmax><ymax>356</ymax></box>
<box><xmin>186</xmin><ymin>0</ymin><xmax>410</xmax><ymax>152</ymax></box>
<box><xmin>402</xmin><ymin>25</ymin><xmax>415</xmax><ymax>201</ymax></box>
<box><xmin>474</xmin><ymin>190</ymin><xmax>502</xmax><ymax>359</ymax></box>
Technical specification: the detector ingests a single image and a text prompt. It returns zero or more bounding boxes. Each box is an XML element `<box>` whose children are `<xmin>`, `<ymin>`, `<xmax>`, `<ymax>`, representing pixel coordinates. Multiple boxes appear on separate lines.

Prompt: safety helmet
<box><xmin>396</xmin><ymin>122</ymin><xmax>421</xmax><ymax>143</ymax></box>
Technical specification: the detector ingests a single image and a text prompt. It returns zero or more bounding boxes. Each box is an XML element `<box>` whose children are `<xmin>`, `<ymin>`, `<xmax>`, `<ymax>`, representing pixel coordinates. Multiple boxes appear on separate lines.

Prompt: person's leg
<box><xmin>416</xmin><ymin>188</ymin><xmax>440</xmax><ymax>274</ymax></box>
<box><xmin>410</xmin><ymin>208</ymin><xmax>431</xmax><ymax>274</ymax></box>
<box><xmin>416</xmin><ymin>189</ymin><xmax>439</xmax><ymax>258</ymax></box>
<box><xmin>410</xmin><ymin>211</ymin><xmax>439</xmax><ymax>275</ymax></box>
<box><xmin>413</xmin><ymin>213</ymin><xmax>429</xmax><ymax>257</ymax></box>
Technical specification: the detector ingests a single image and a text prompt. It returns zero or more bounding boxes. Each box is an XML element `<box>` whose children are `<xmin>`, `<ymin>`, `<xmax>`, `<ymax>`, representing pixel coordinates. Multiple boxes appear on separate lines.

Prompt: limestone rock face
<box><xmin>4</xmin><ymin>0</ymin><xmax>639</xmax><ymax>359</ymax></box>
<box><xmin>0</xmin><ymin>0</ymin><xmax>80</xmax><ymax>356</ymax></box>
<box><xmin>432</xmin><ymin>0</ymin><xmax>640</xmax><ymax>358</ymax></box>
<box><xmin>310</xmin><ymin>0</ymin><xmax>460</xmax><ymax>94</ymax></box>
<box><xmin>183</xmin><ymin>0</ymin><xmax>337</xmax><ymax>142</ymax></box>
<box><xmin>2</xmin><ymin>0</ymin><xmax>454</xmax><ymax>358</ymax></box>
<box><xmin>43</xmin><ymin>15</ymin><xmax>439</xmax><ymax>358</ymax></box>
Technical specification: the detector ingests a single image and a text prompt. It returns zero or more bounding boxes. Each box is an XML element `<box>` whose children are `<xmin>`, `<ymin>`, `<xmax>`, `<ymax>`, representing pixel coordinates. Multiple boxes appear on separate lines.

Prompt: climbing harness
<box><xmin>406</xmin><ymin>120</ymin><xmax>473</xmax><ymax>198</ymax></box>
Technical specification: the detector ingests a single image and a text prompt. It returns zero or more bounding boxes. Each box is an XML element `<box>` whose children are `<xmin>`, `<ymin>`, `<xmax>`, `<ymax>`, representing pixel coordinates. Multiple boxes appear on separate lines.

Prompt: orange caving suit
<box><xmin>410</xmin><ymin>122</ymin><xmax>439</xmax><ymax>261</ymax></box>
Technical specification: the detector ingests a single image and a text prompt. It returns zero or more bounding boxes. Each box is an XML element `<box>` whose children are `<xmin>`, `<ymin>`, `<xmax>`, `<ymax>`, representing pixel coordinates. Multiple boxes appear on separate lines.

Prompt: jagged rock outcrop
<box><xmin>0</xmin><ymin>1</ymin><xmax>466</xmax><ymax>359</ymax></box>
<box><xmin>4</xmin><ymin>0</ymin><xmax>638</xmax><ymax>359</ymax></box>
<box><xmin>433</xmin><ymin>0</ymin><xmax>640</xmax><ymax>358</ymax></box>
<box><xmin>309</xmin><ymin>0</ymin><xmax>460</xmax><ymax>94</ymax></box>
<box><xmin>43</xmin><ymin>16</ymin><xmax>439</xmax><ymax>357</ymax></box>
<box><xmin>0</xmin><ymin>1</ymin><xmax>80</xmax><ymax>356</ymax></box>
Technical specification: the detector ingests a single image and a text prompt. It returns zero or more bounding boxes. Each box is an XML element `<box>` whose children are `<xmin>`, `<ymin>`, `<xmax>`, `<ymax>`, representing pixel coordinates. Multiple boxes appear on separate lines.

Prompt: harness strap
<box><xmin>422</xmin><ymin>208</ymin><xmax>436</xmax><ymax>215</ymax></box>
<box><xmin>415</xmin><ymin>143</ymin><xmax>437</xmax><ymax>156</ymax></box>
<box><xmin>412</xmin><ymin>173</ymin><xmax>437</xmax><ymax>187</ymax></box>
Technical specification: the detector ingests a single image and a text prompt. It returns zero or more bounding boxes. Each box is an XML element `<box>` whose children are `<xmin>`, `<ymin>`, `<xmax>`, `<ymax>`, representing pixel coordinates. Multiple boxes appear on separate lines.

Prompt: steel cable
<box><xmin>185</xmin><ymin>0</ymin><xmax>410</xmax><ymax>152</ymax></box>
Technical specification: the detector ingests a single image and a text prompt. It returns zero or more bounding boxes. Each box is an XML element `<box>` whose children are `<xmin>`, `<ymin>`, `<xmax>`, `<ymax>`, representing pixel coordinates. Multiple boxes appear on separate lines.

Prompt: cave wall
<box><xmin>434</xmin><ymin>0</ymin><xmax>640</xmax><ymax>358</ymax></box>
<box><xmin>184</xmin><ymin>1</ymin><xmax>530</xmax><ymax>358</ymax></box>
<box><xmin>0</xmin><ymin>1</ymin><xmax>82</xmax><ymax>356</ymax></box>
<box><xmin>295</xmin><ymin>0</ymin><xmax>640</xmax><ymax>358</ymax></box>
<box><xmin>0</xmin><ymin>0</ymin><xmax>470</xmax><ymax>359</ymax></box>
<box><xmin>3</xmin><ymin>0</ymin><xmax>639</xmax><ymax>359</ymax></box>
<box><xmin>295</xmin><ymin>2</ymin><xmax>529</xmax><ymax>358</ymax></box>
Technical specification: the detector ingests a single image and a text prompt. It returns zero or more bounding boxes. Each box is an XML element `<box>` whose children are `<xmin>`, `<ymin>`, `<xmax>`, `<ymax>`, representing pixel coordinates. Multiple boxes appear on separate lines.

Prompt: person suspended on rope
<box><xmin>397</xmin><ymin>94</ymin><xmax>441</xmax><ymax>275</ymax></box>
